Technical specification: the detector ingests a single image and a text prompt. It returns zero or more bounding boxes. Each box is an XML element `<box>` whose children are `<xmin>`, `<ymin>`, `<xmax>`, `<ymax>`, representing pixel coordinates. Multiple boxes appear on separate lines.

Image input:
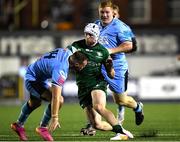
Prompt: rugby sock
<box><xmin>40</xmin><ymin>104</ymin><xmax>51</xmax><ymax>127</ymax></box>
<box><xmin>112</xmin><ymin>125</ymin><xmax>123</xmax><ymax>133</ymax></box>
<box><xmin>134</xmin><ymin>103</ymin><xmax>142</xmax><ymax>112</ymax></box>
<box><xmin>17</xmin><ymin>102</ymin><xmax>34</xmax><ymax>126</ymax></box>
<box><xmin>118</xmin><ymin>105</ymin><xmax>123</xmax><ymax>111</ymax></box>
<box><xmin>118</xmin><ymin>105</ymin><xmax>125</xmax><ymax>114</ymax></box>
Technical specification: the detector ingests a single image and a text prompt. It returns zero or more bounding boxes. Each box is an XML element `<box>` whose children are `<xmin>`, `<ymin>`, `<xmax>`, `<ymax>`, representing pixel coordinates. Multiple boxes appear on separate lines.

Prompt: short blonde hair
<box><xmin>99</xmin><ymin>0</ymin><xmax>114</xmax><ymax>9</ymax></box>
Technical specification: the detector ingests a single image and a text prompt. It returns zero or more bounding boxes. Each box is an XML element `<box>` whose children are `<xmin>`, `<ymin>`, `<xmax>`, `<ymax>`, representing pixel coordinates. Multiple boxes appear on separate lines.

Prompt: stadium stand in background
<box><xmin>0</xmin><ymin>0</ymin><xmax>180</xmax><ymax>104</ymax></box>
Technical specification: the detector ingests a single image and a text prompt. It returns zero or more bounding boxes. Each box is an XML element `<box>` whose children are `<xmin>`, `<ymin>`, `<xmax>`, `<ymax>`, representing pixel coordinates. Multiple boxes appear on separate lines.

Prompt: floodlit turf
<box><xmin>0</xmin><ymin>102</ymin><xmax>180</xmax><ymax>141</ymax></box>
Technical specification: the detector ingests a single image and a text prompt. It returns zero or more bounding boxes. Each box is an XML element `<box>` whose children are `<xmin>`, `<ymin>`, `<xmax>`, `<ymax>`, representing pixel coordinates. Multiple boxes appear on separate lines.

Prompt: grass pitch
<box><xmin>0</xmin><ymin>102</ymin><xmax>180</xmax><ymax>141</ymax></box>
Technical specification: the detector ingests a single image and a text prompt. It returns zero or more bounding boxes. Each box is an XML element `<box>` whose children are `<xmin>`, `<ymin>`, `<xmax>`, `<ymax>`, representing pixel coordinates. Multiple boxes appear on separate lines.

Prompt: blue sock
<box><xmin>17</xmin><ymin>102</ymin><xmax>34</xmax><ymax>126</ymax></box>
<box><xmin>40</xmin><ymin>104</ymin><xmax>51</xmax><ymax>127</ymax></box>
<box><xmin>134</xmin><ymin>103</ymin><xmax>142</xmax><ymax>112</ymax></box>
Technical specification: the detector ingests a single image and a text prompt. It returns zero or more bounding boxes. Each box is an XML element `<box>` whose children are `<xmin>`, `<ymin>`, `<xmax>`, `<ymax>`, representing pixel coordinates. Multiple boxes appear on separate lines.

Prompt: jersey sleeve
<box><xmin>117</xmin><ymin>29</ymin><xmax>133</xmax><ymax>43</ymax></box>
<box><xmin>116</xmin><ymin>21</ymin><xmax>134</xmax><ymax>43</ymax></box>
<box><xmin>68</xmin><ymin>41</ymin><xmax>84</xmax><ymax>53</ymax></box>
<box><xmin>67</xmin><ymin>42</ymin><xmax>78</xmax><ymax>53</ymax></box>
<box><xmin>52</xmin><ymin>66</ymin><xmax>68</xmax><ymax>86</ymax></box>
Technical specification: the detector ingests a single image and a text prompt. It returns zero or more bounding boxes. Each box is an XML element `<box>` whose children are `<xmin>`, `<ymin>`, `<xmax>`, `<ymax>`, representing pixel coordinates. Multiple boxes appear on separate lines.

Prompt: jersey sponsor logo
<box><xmin>57</xmin><ymin>77</ymin><xmax>65</xmax><ymax>85</ymax></box>
<box><xmin>96</xmin><ymin>52</ymin><xmax>103</xmax><ymax>57</ymax></box>
<box><xmin>84</xmin><ymin>49</ymin><xmax>103</xmax><ymax>58</ymax></box>
<box><xmin>57</xmin><ymin>71</ymin><xmax>66</xmax><ymax>85</ymax></box>
<box><xmin>85</xmin><ymin>49</ymin><xmax>93</xmax><ymax>52</ymax></box>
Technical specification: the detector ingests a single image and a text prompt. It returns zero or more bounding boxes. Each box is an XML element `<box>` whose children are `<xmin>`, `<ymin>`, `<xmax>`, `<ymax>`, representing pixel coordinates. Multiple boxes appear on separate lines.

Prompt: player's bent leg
<box><xmin>91</xmin><ymin>90</ymin><xmax>129</xmax><ymax>140</ymax></box>
<box><xmin>11</xmin><ymin>122</ymin><xmax>28</xmax><ymax>141</ymax></box>
<box><xmin>80</xmin><ymin>106</ymin><xmax>111</xmax><ymax>136</ymax></box>
<box><xmin>80</xmin><ymin>104</ymin><xmax>112</xmax><ymax>136</ymax></box>
<box><xmin>92</xmin><ymin>108</ymin><xmax>112</xmax><ymax>131</ymax></box>
<box><xmin>113</xmin><ymin>92</ymin><xmax>144</xmax><ymax>125</ymax></box>
<box><xmin>36</xmin><ymin>127</ymin><xmax>53</xmax><ymax>141</ymax></box>
<box><xmin>91</xmin><ymin>90</ymin><xmax>118</xmax><ymax>126</ymax></box>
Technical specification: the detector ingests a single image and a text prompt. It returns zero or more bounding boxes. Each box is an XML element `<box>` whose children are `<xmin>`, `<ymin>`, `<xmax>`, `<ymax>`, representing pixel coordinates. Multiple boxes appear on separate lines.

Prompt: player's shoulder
<box><xmin>68</xmin><ymin>39</ymin><xmax>86</xmax><ymax>53</ymax></box>
<box><xmin>56</xmin><ymin>47</ymin><xmax>71</xmax><ymax>55</ymax></box>
<box><xmin>113</xmin><ymin>18</ymin><xmax>132</xmax><ymax>32</ymax></box>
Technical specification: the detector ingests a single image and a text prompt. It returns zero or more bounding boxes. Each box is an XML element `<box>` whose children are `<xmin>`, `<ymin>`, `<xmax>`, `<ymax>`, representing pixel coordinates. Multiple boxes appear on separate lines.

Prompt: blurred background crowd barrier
<box><xmin>0</xmin><ymin>0</ymin><xmax>180</xmax><ymax>104</ymax></box>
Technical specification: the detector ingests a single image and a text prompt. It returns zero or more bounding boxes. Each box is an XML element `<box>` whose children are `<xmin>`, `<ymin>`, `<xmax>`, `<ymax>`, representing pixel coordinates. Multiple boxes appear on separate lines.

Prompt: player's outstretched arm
<box><xmin>49</xmin><ymin>85</ymin><xmax>63</xmax><ymax>132</ymax></box>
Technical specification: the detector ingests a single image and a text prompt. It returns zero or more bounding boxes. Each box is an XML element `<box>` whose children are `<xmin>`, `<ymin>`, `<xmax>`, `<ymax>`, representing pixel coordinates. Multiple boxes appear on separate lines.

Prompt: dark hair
<box><xmin>72</xmin><ymin>51</ymin><xmax>88</xmax><ymax>63</ymax></box>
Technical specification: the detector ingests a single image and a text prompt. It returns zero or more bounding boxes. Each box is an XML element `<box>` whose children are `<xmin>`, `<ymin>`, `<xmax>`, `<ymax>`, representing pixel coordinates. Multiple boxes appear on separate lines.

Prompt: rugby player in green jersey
<box><xmin>68</xmin><ymin>23</ymin><xmax>129</xmax><ymax>140</ymax></box>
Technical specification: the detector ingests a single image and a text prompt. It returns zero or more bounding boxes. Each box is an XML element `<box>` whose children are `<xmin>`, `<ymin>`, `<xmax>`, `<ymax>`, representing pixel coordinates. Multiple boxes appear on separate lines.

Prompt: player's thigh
<box><xmin>91</xmin><ymin>80</ymin><xmax>107</xmax><ymax>107</ymax></box>
<box><xmin>91</xmin><ymin>90</ymin><xmax>106</xmax><ymax>108</ymax></box>
<box><xmin>25</xmin><ymin>80</ymin><xmax>51</xmax><ymax>102</ymax></box>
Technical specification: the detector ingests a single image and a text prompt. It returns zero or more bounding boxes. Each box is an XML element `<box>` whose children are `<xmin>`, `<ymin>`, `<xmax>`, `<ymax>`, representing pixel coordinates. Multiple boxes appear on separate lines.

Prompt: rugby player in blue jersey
<box><xmin>81</xmin><ymin>1</ymin><xmax>144</xmax><ymax>140</ymax></box>
<box><xmin>97</xmin><ymin>1</ymin><xmax>143</xmax><ymax>140</ymax></box>
<box><xmin>11</xmin><ymin>49</ymin><xmax>88</xmax><ymax>141</ymax></box>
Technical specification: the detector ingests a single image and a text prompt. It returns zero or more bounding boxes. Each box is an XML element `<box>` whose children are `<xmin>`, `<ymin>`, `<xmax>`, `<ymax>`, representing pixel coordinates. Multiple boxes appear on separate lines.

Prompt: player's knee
<box><xmin>59</xmin><ymin>96</ymin><xmax>64</xmax><ymax>105</ymax></box>
<box><xmin>113</xmin><ymin>97</ymin><xmax>123</xmax><ymax>105</ymax></box>
<box><xmin>114</xmin><ymin>93</ymin><xmax>129</xmax><ymax>105</ymax></box>
<box><xmin>117</xmin><ymin>96</ymin><xmax>135</xmax><ymax>106</ymax></box>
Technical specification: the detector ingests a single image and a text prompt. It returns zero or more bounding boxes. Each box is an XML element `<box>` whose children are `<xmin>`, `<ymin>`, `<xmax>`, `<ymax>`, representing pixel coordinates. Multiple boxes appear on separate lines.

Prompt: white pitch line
<box><xmin>53</xmin><ymin>133</ymin><xmax>180</xmax><ymax>137</ymax></box>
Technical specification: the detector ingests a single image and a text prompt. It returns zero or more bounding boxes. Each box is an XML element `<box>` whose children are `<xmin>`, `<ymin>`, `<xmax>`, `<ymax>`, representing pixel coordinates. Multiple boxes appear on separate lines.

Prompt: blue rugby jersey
<box><xmin>95</xmin><ymin>18</ymin><xmax>135</xmax><ymax>70</ymax></box>
<box><xmin>95</xmin><ymin>18</ymin><xmax>135</xmax><ymax>93</ymax></box>
<box><xmin>25</xmin><ymin>48</ymin><xmax>72</xmax><ymax>87</ymax></box>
